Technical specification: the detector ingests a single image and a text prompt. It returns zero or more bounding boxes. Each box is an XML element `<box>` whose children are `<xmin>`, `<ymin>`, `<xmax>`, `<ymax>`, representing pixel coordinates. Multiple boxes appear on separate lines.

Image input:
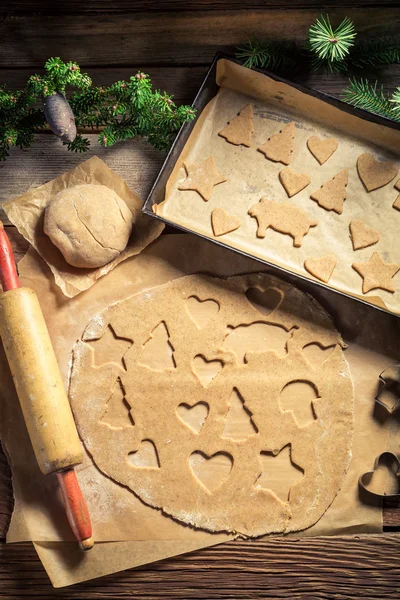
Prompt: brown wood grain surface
<box><xmin>1</xmin><ymin>0</ymin><xmax>399</xmax><ymax>12</ymax></box>
<box><xmin>0</xmin><ymin>10</ymin><xmax>399</xmax><ymax>68</ymax></box>
<box><xmin>0</xmin><ymin>2</ymin><xmax>400</xmax><ymax>596</ymax></box>
<box><xmin>1</xmin><ymin>536</ymin><xmax>400</xmax><ymax>598</ymax></box>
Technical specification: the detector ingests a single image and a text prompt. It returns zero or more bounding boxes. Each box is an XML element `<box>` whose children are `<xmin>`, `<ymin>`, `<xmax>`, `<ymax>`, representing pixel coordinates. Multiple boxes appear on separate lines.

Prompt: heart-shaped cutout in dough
<box><xmin>357</xmin><ymin>153</ymin><xmax>398</xmax><ymax>192</ymax></box>
<box><xmin>307</xmin><ymin>136</ymin><xmax>338</xmax><ymax>165</ymax></box>
<box><xmin>245</xmin><ymin>287</ymin><xmax>283</xmax><ymax>316</ymax></box>
<box><xmin>189</xmin><ymin>451</ymin><xmax>233</xmax><ymax>493</ymax></box>
<box><xmin>176</xmin><ymin>402</ymin><xmax>209</xmax><ymax>434</ymax></box>
<box><xmin>349</xmin><ymin>220</ymin><xmax>380</xmax><ymax>251</ymax></box>
<box><xmin>128</xmin><ymin>440</ymin><xmax>160</xmax><ymax>468</ymax></box>
<box><xmin>192</xmin><ymin>355</ymin><xmax>224</xmax><ymax>387</ymax></box>
<box><xmin>186</xmin><ymin>296</ymin><xmax>219</xmax><ymax>330</ymax></box>
<box><xmin>211</xmin><ymin>208</ymin><xmax>240</xmax><ymax>237</ymax></box>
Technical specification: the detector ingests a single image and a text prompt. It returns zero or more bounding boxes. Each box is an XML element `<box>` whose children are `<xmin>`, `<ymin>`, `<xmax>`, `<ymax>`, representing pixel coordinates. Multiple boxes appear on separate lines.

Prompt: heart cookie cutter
<box><xmin>375</xmin><ymin>364</ymin><xmax>400</xmax><ymax>414</ymax></box>
<box><xmin>359</xmin><ymin>452</ymin><xmax>400</xmax><ymax>499</ymax></box>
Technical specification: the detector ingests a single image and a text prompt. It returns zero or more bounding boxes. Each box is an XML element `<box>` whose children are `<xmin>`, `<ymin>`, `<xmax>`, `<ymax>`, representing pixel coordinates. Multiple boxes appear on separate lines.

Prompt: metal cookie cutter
<box><xmin>375</xmin><ymin>364</ymin><xmax>400</xmax><ymax>414</ymax></box>
<box><xmin>359</xmin><ymin>452</ymin><xmax>400</xmax><ymax>499</ymax></box>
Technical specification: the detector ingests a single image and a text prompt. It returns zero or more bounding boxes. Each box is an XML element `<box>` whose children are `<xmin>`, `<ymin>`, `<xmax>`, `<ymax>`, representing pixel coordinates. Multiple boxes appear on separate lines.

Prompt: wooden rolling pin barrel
<box><xmin>0</xmin><ymin>221</ymin><xmax>93</xmax><ymax>550</ymax></box>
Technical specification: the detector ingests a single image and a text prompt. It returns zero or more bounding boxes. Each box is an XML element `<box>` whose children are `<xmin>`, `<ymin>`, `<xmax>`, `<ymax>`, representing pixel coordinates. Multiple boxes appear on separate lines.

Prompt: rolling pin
<box><xmin>0</xmin><ymin>221</ymin><xmax>93</xmax><ymax>550</ymax></box>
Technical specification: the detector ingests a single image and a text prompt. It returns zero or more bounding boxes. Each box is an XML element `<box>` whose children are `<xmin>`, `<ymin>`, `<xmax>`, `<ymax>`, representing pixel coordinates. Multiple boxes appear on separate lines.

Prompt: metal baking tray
<box><xmin>143</xmin><ymin>52</ymin><xmax>400</xmax><ymax>318</ymax></box>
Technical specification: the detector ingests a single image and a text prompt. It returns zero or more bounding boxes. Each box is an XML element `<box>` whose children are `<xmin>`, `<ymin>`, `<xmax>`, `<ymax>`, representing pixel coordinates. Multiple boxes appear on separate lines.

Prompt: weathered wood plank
<box><xmin>1</xmin><ymin>536</ymin><xmax>400</xmax><ymax>598</ymax></box>
<box><xmin>0</xmin><ymin>10</ymin><xmax>399</xmax><ymax>67</ymax></box>
<box><xmin>2</xmin><ymin>64</ymin><xmax>399</xmax><ymax>99</ymax></box>
<box><xmin>1</xmin><ymin>0</ymin><xmax>398</xmax><ymax>12</ymax></box>
<box><xmin>0</xmin><ymin>135</ymin><xmax>165</xmax><ymax>225</ymax></box>
<box><xmin>0</xmin><ymin>66</ymin><xmax>208</xmax><ymax>106</ymax></box>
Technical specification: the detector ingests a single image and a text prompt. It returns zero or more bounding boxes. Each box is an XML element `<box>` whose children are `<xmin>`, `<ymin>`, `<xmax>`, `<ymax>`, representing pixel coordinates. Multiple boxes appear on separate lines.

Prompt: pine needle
<box><xmin>308</xmin><ymin>15</ymin><xmax>356</xmax><ymax>69</ymax></box>
<box><xmin>342</xmin><ymin>78</ymin><xmax>400</xmax><ymax>123</ymax></box>
<box><xmin>235</xmin><ymin>38</ymin><xmax>298</xmax><ymax>72</ymax></box>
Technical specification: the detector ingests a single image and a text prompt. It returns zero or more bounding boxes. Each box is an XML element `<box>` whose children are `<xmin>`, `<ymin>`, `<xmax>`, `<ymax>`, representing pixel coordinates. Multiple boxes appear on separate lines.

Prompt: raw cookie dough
<box><xmin>44</xmin><ymin>184</ymin><xmax>135</xmax><ymax>269</ymax></box>
<box><xmin>218</xmin><ymin>104</ymin><xmax>254</xmax><ymax>147</ymax></box>
<box><xmin>69</xmin><ymin>272</ymin><xmax>354</xmax><ymax>537</ymax></box>
<box><xmin>310</xmin><ymin>170</ymin><xmax>348</xmax><ymax>214</ymax></box>
<box><xmin>307</xmin><ymin>136</ymin><xmax>338</xmax><ymax>165</ymax></box>
<box><xmin>357</xmin><ymin>153</ymin><xmax>398</xmax><ymax>192</ymax></box>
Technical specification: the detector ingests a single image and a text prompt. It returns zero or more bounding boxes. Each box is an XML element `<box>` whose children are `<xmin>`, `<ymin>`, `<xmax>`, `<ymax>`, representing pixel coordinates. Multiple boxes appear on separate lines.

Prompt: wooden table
<box><xmin>1</xmin><ymin>2</ymin><xmax>400</xmax><ymax>597</ymax></box>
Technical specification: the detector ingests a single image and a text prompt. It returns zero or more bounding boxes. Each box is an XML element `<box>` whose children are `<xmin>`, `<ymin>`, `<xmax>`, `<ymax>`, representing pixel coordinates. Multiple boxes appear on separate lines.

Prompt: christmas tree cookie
<box><xmin>310</xmin><ymin>170</ymin><xmax>348</xmax><ymax>214</ymax></box>
<box><xmin>258</xmin><ymin>121</ymin><xmax>295</xmax><ymax>165</ymax></box>
<box><xmin>218</xmin><ymin>104</ymin><xmax>254</xmax><ymax>147</ymax></box>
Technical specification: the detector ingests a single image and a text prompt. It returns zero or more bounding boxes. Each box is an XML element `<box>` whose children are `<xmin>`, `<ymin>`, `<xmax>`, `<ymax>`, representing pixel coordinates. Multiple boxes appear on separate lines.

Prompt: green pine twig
<box><xmin>342</xmin><ymin>78</ymin><xmax>400</xmax><ymax>122</ymax></box>
<box><xmin>307</xmin><ymin>15</ymin><xmax>356</xmax><ymax>72</ymax></box>
<box><xmin>348</xmin><ymin>38</ymin><xmax>400</xmax><ymax>68</ymax></box>
<box><xmin>235</xmin><ymin>38</ymin><xmax>298</xmax><ymax>73</ymax></box>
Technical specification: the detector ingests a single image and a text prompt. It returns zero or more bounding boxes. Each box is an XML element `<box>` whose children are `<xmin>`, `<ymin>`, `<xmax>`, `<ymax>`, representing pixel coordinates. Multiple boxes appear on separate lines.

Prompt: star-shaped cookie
<box><xmin>178</xmin><ymin>157</ymin><xmax>227</xmax><ymax>201</ymax></box>
<box><xmin>352</xmin><ymin>252</ymin><xmax>400</xmax><ymax>294</ymax></box>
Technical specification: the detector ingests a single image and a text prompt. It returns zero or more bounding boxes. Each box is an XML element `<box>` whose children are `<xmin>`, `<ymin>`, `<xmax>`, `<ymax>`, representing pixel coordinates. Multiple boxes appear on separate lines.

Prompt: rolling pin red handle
<box><xmin>0</xmin><ymin>221</ymin><xmax>20</xmax><ymax>291</ymax></box>
<box><xmin>57</xmin><ymin>469</ymin><xmax>94</xmax><ymax>550</ymax></box>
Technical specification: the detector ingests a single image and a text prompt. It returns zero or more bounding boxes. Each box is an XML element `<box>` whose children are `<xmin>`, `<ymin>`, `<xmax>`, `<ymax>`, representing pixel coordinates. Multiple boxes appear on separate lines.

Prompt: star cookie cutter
<box><xmin>375</xmin><ymin>364</ymin><xmax>400</xmax><ymax>414</ymax></box>
<box><xmin>359</xmin><ymin>452</ymin><xmax>400</xmax><ymax>499</ymax></box>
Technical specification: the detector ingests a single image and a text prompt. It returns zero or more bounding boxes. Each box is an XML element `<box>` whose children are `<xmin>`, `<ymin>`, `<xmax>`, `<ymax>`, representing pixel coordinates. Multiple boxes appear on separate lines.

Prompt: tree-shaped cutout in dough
<box><xmin>100</xmin><ymin>377</ymin><xmax>134</xmax><ymax>428</ymax></box>
<box><xmin>89</xmin><ymin>324</ymin><xmax>133</xmax><ymax>370</ymax></box>
<box><xmin>279</xmin><ymin>380</ymin><xmax>319</xmax><ymax>428</ymax></box>
<box><xmin>222</xmin><ymin>322</ymin><xmax>291</xmax><ymax>363</ymax></box>
<box><xmin>222</xmin><ymin>388</ymin><xmax>258</xmax><ymax>441</ymax></box>
<box><xmin>189</xmin><ymin>451</ymin><xmax>233</xmax><ymax>493</ymax></box>
<box><xmin>128</xmin><ymin>440</ymin><xmax>160</xmax><ymax>469</ymax></box>
<box><xmin>255</xmin><ymin>444</ymin><xmax>304</xmax><ymax>502</ymax></box>
<box><xmin>139</xmin><ymin>321</ymin><xmax>176</xmax><ymax>371</ymax></box>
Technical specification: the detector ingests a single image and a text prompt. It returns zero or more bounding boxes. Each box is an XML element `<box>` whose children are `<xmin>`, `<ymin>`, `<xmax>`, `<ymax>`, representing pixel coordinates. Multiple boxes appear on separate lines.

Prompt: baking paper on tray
<box><xmin>155</xmin><ymin>59</ymin><xmax>400</xmax><ymax>315</ymax></box>
<box><xmin>3</xmin><ymin>156</ymin><xmax>164</xmax><ymax>298</ymax></box>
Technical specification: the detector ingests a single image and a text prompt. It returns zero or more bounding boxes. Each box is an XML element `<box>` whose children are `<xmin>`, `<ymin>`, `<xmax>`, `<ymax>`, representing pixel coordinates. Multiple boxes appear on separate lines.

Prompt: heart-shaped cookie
<box><xmin>186</xmin><ymin>296</ymin><xmax>219</xmax><ymax>329</ymax></box>
<box><xmin>357</xmin><ymin>153</ymin><xmax>398</xmax><ymax>192</ymax></box>
<box><xmin>192</xmin><ymin>355</ymin><xmax>223</xmax><ymax>387</ymax></box>
<box><xmin>359</xmin><ymin>452</ymin><xmax>400</xmax><ymax>498</ymax></box>
<box><xmin>304</xmin><ymin>255</ymin><xmax>337</xmax><ymax>283</ymax></box>
<box><xmin>211</xmin><ymin>208</ymin><xmax>240</xmax><ymax>237</ymax></box>
<box><xmin>307</xmin><ymin>136</ymin><xmax>338</xmax><ymax>165</ymax></box>
<box><xmin>177</xmin><ymin>402</ymin><xmax>209</xmax><ymax>433</ymax></box>
<box><xmin>279</xmin><ymin>168</ymin><xmax>311</xmax><ymax>197</ymax></box>
<box><xmin>189</xmin><ymin>451</ymin><xmax>233</xmax><ymax>493</ymax></box>
<box><xmin>349</xmin><ymin>220</ymin><xmax>380</xmax><ymax>251</ymax></box>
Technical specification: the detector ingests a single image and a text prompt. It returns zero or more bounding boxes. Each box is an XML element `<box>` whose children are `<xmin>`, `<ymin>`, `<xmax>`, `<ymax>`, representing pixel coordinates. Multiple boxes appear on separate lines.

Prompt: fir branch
<box><xmin>348</xmin><ymin>38</ymin><xmax>400</xmax><ymax>68</ymax></box>
<box><xmin>308</xmin><ymin>15</ymin><xmax>356</xmax><ymax>65</ymax></box>
<box><xmin>342</xmin><ymin>78</ymin><xmax>400</xmax><ymax>123</ymax></box>
<box><xmin>389</xmin><ymin>86</ymin><xmax>400</xmax><ymax>113</ymax></box>
<box><xmin>235</xmin><ymin>38</ymin><xmax>298</xmax><ymax>72</ymax></box>
<box><xmin>0</xmin><ymin>58</ymin><xmax>196</xmax><ymax>161</ymax></box>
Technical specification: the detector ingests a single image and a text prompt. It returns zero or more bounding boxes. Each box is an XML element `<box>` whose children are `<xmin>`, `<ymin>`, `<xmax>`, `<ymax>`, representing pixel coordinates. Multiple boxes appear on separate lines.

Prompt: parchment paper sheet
<box><xmin>1</xmin><ymin>234</ymin><xmax>399</xmax><ymax>586</ymax></box>
<box><xmin>3</xmin><ymin>156</ymin><xmax>164</xmax><ymax>297</ymax></box>
<box><xmin>155</xmin><ymin>59</ymin><xmax>400</xmax><ymax>315</ymax></box>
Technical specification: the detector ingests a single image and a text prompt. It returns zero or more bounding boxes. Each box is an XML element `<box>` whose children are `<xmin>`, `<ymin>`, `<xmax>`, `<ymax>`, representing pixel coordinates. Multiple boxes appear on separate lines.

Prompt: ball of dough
<box><xmin>44</xmin><ymin>184</ymin><xmax>135</xmax><ymax>269</ymax></box>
